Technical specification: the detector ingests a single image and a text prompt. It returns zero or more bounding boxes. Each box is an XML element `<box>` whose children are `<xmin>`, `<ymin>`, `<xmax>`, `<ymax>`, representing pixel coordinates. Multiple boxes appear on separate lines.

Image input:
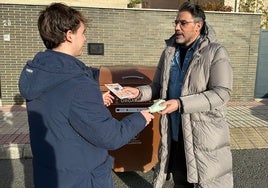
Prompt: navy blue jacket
<box><xmin>19</xmin><ymin>50</ymin><xmax>146</xmax><ymax>188</ymax></box>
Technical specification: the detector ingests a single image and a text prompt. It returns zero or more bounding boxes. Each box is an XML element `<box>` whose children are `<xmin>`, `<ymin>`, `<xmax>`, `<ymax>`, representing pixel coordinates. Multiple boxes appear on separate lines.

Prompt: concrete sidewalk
<box><xmin>1</xmin><ymin>100</ymin><xmax>268</xmax><ymax>159</ymax></box>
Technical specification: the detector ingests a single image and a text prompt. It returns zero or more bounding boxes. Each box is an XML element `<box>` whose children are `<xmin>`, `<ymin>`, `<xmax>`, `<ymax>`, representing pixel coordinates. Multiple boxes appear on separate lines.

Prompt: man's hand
<box><xmin>158</xmin><ymin>99</ymin><xmax>180</xmax><ymax>115</ymax></box>
<box><xmin>140</xmin><ymin>109</ymin><xmax>155</xmax><ymax>126</ymax></box>
<box><xmin>102</xmin><ymin>91</ymin><xmax>114</xmax><ymax>107</ymax></box>
<box><xmin>122</xmin><ymin>87</ymin><xmax>140</xmax><ymax>99</ymax></box>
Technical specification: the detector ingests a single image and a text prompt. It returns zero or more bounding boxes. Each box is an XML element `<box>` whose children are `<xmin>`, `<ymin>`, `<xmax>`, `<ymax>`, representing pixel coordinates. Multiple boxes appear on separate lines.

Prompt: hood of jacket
<box><xmin>19</xmin><ymin>50</ymin><xmax>87</xmax><ymax>100</ymax></box>
<box><xmin>165</xmin><ymin>23</ymin><xmax>216</xmax><ymax>48</ymax></box>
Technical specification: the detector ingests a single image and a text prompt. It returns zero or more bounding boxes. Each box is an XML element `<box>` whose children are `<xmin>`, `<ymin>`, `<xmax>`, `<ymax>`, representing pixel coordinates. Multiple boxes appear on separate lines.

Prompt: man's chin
<box><xmin>175</xmin><ymin>39</ymin><xmax>185</xmax><ymax>45</ymax></box>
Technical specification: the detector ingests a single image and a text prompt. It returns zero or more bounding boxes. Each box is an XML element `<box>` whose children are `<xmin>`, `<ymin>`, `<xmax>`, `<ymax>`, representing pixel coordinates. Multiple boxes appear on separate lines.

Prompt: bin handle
<box><xmin>121</xmin><ymin>75</ymin><xmax>144</xmax><ymax>79</ymax></box>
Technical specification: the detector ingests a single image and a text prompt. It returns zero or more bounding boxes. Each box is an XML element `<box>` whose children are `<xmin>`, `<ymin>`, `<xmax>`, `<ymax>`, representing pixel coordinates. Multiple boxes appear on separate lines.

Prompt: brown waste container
<box><xmin>99</xmin><ymin>65</ymin><xmax>160</xmax><ymax>172</ymax></box>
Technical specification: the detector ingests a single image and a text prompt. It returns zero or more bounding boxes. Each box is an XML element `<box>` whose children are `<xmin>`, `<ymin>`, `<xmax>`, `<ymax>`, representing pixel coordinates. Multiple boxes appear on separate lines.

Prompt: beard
<box><xmin>175</xmin><ymin>37</ymin><xmax>186</xmax><ymax>47</ymax></box>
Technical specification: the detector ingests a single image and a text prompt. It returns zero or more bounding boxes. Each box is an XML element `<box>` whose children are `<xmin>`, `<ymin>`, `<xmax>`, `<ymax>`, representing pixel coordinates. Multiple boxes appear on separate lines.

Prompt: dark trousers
<box><xmin>168</xmin><ymin>129</ymin><xmax>194</xmax><ymax>188</ymax></box>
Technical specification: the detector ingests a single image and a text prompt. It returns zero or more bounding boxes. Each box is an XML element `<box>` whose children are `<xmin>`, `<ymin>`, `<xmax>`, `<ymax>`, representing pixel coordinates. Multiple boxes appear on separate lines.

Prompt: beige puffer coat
<box><xmin>137</xmin><ymin>24</ymin><xmax>233</xmax><ymax>188</ymax></box>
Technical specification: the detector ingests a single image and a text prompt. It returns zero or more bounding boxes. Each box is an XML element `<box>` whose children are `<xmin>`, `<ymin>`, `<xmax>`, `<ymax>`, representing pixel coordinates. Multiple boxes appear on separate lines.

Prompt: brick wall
<box><xmin>0</xmin><ymin>4</ymin><xmax>262</xmax><ymax>105</ymax></box>
<box><xmin>0</xmin><ymin>0</ymin><xmax>129</xmax><ymax>8</ymax></box>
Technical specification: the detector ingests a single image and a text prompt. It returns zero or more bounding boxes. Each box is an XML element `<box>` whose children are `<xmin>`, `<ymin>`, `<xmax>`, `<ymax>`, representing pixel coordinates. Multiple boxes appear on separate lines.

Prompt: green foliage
<box><xmin>239</xmin><ymin>0</ymin><xmax>268</xmax><ymax>28</ymax></box>
<box><xmin>239</xmin><ymin>0</ymin><xmax>264</xmax><ymax>12</ymax></box>
<box><xmin>127</xmin><ymin>0</ymin><xmax>142</xmax><ymax>8</ymax></box>
<box><xmin>262</xmin><ymin>10</ymin><xmax>268</xmax><ymax>28</ymax></box>
<box><xmin>198</xmin><ymin>2</ymin><xmax>233</xmax><ymax>12</ymax></box>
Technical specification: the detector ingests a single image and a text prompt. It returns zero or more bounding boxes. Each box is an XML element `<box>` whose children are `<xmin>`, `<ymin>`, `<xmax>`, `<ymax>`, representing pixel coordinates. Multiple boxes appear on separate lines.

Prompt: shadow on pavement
<box><xmin>12</xmin><ymin>94</ymin><xmax>32</xmax><ymax>188</ymax></box>
<box><xmin>114</xmin><ymin>171</ymin><xmax>153</xmax><ymax>188</ymax></box>
<box><xmin>249</xmin><ymin>100</ymin><xmax>268</xmax><ymax>122</ymax></box>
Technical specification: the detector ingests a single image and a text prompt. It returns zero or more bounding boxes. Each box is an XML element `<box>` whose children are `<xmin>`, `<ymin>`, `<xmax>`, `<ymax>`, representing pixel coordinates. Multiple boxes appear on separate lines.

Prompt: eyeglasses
<box><xmin>173</xmin><ymin>20</ymin><xmax>194</xmax><ymax>27</ymax></box>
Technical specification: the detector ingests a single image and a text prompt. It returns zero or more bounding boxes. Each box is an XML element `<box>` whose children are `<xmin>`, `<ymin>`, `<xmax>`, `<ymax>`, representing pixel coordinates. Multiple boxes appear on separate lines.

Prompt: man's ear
<box><xmin>65</xmin><ymin>30</ymin><xmax>72</xmax><ymax>42</ymax></box>
<box><xmin>196</xmin><ymin>22</ymin><xmax>203</xmax><ymax>32</ymax></box>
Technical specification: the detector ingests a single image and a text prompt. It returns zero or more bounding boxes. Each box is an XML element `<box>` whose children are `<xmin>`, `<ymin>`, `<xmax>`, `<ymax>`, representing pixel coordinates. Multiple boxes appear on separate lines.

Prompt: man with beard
<box><xmin>123</xmin><ymin>2</ymin><xmax>233</xmax><ymax>187</ymax></box>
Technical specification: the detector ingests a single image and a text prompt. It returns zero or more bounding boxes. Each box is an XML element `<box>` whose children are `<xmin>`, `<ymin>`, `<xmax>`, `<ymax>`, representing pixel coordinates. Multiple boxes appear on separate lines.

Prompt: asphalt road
<box><xmin>0</xmin><ymin>149</ymin><xmax>267</xmax><ymax>188</ymax></box>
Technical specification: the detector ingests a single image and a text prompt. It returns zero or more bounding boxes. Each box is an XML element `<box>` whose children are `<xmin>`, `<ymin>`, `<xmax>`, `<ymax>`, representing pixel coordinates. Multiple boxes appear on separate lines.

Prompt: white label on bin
<box><xmin>115</xmin><ymin>107</ymin><xmax>147</xmax><ymax>113</ymax></box>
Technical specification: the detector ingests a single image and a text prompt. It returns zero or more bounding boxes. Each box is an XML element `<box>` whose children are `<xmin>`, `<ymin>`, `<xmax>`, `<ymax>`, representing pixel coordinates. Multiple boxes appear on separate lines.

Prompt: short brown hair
<box><xmin>38</xmin><ymin>3</ymin><xmax>87</xmax><ymax>49</ymax></box>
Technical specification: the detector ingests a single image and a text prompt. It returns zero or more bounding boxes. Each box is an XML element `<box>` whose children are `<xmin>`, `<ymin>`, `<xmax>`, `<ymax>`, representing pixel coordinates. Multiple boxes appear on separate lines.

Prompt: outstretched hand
<box><xmin>140</xmin><ymin>109</ymin><xmax>154</xmax><ymax>126</ymax></box>
<box><xmin>122</xmin><ymin>87</ymin><xmax>139</xmax><ymax>99</ymax></box>
<box><xmin>158</xmin><ymin>99</ymin><xmax>180</xmax><ymax>115</ymax></box>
